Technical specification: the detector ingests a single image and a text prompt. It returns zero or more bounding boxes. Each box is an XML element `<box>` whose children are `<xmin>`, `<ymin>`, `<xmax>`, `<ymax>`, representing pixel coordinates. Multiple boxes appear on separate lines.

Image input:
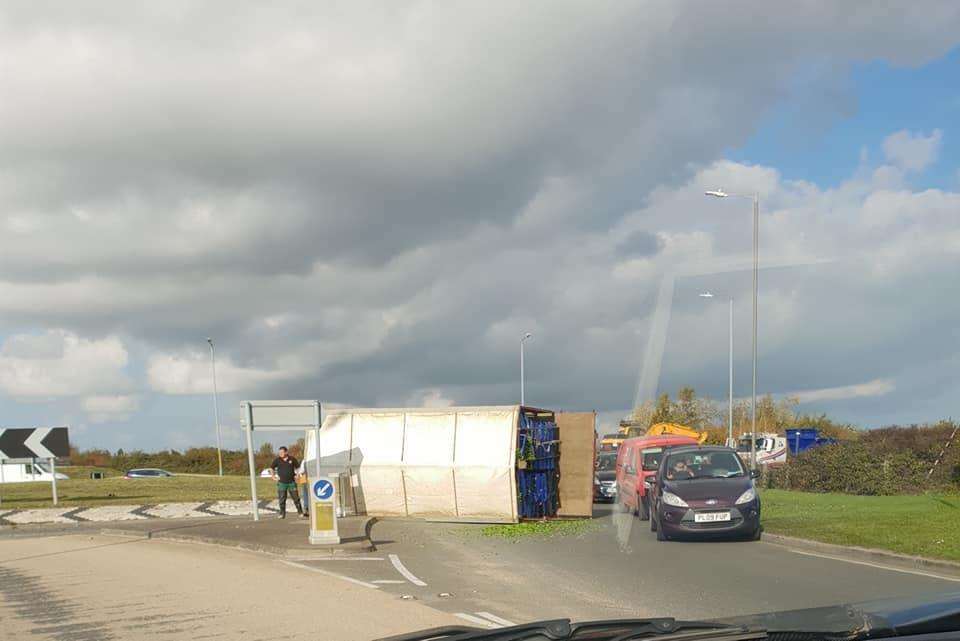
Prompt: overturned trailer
<box><xmin>302</xmin><ymin>405</ymin><xmax>594</xmax><ymax>523</ymax></box>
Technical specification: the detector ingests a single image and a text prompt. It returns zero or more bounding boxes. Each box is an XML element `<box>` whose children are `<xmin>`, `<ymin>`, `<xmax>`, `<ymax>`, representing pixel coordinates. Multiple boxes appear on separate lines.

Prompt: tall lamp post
<box><xmin>207</xmin><ymin>337</ymin><xmax>224</xmax><ymax>476</ymax></box>
<box><xmin>705</xmin><ymin>189</ymin><xmax>760</xmax><ymax>470</ymax></box>
<box><xmin>699</xmin><ymin>292</ymin><xmax>735</xmax><ymax>448</ymax></box>
<box><xmin>520</xmin><ymin>332</ymin><xmax>532</xmax><ymax>406</ymax></box>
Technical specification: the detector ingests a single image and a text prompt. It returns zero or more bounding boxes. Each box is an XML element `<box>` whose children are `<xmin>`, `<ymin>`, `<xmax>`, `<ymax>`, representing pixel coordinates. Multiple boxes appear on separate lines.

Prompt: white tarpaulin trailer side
<box><xmin>304</xmin><ymin>406</ymin><xmax>520</xmax><ymax>523</ymax></box>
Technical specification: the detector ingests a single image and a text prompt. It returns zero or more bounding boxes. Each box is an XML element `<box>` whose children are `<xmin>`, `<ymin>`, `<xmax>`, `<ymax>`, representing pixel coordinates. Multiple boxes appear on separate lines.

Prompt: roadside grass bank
<box><xmin>0</xmin><ymin>470</ymin><xmax>278</xmax><ymax>508</ymax></box>
<box><xmin>761</xmin><ymin>489</ymin><xmax>960</xmax><ymax>562</ymax></box>
<box><xmin>479</xmin><ymin>519</ymin><xmax>599</xmax><ymax>540</ymax></box>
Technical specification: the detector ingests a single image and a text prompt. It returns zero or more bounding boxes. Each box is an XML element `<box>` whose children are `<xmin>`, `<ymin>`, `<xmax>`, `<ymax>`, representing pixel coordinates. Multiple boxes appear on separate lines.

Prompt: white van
<box><xmin>0</xmin><ymin>461</ymin><xmax>69</xmax><ymax>483</ymax></box>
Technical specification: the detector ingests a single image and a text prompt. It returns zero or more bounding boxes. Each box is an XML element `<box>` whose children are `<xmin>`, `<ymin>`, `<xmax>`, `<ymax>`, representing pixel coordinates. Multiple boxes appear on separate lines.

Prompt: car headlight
<box><xmin>661</xmin><ymin>491</ymin><xmax>688</xmax><ymax>508</ymax></box>
<box><xmin>735</xmin><ymin>487</ymin><xmax>757</xmax><ymax>505</ymax></box>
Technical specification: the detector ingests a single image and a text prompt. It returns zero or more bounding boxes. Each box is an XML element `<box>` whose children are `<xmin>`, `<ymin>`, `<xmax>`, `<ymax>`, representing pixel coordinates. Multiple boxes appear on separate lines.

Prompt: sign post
<box><xmin>0</xmin><ymin>427</ymin><xmax>70</xmax><ymax>507</ymax></box>
<box><xmin>244</xmin><ymin>402</ymin><xmax>259</xmax><ymax>521</ymax></box>
<box><xmin>309</xmin><ymin>477</ymin><xmax>340</xmax><ymax>545</ymax></box>
<box><xmin>50</xmin><ymin>456</ymin><xmax>58</xmax><ymax>505</ymax></box>
<box><xmin>241</xmin><ymin>401</ymin><xmax>324</xmax><ymax>529</ymax></box>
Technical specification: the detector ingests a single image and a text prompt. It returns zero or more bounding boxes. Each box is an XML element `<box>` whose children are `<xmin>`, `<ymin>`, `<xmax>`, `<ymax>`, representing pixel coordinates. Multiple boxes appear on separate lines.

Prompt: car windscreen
<box><xmin>737</xmin><ymin>438</ymin><xmax>764</xmax><ymax>452</ymax></box>
<box><xmin>641</xmin><ymin>447</ymin><xmax>664</xmax><ymax>470</ymax></box>
<box><xmin>663</xmin><ymin>450</ymin><xmax>745</xmax><ymax>480</ymax></box>
<box><xmin>597</xmin><ymin>454</ymin><xmax>617</xmax><ymax>471</ymax></box>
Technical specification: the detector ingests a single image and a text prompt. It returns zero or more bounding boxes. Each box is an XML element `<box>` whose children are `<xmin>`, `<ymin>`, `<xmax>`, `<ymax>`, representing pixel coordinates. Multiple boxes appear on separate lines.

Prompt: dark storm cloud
<box><xmin>1</xmin><ymin>2</ymin><xmax>959</xmax><ymax>443</ymax></box>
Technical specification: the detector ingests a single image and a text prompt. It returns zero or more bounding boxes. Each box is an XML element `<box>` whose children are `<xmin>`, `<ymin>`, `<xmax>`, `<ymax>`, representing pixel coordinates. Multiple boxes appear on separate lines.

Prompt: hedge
<box><xmin>764</xmin><ymin>442</ymin><xmax>929</xmax><ymax>495</ymax></box>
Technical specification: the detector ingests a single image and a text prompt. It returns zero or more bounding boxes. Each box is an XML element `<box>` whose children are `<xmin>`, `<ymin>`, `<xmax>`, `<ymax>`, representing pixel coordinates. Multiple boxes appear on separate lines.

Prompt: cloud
<box><xmin>82</xmin><ymin>394</ymin><xmax>139</xmax><ymax>423</ymax></box>
<box><xmin>788</xmin><ymin>378</ymin><xmax>896</xmax><ymax>403</ymax></box>
<box><xmin>0</xmin><ymin>4</ymin><xmax>959</xmax><ymax>446</ymax></box>
<box><xmin>882</xmin><ymin>129</ymin><xmax>943</xmax><ymax>172</ymax></box>
<box><xmin>146</xmin><ymin>352</ymin><xmax>298</xmax><ymax>395</ymax></box>
<box><xmin>0</xmin><ymin>330</ymin><xmax>130</xmax><ymax>399</ymax></box>
<box><xmin>405</xmin><ymin>388</ymin><xmax>455</xmax><ymax>408</ymax></box>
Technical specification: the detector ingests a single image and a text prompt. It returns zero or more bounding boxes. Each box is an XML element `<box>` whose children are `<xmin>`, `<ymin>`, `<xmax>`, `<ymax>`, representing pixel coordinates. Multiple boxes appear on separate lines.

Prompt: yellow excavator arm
<box><xmin>644</xmin><ymin>422</ymin><xmax>708</xmax><ymax>444</ymax></box>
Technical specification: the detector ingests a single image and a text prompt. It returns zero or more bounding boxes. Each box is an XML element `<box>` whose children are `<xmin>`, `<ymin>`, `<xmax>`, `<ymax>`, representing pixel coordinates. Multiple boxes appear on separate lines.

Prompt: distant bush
<box><xmin>765</xmin><ymin>442</ymin><xmax>929</xmax><ymax>495</ymax></box>
<box><xmin>67</xmin><ymin>438</ymin><xmax>306</xmax><ymax>476</ymax></box>
<box><xmin>759</xmin><ymin>420</ymin><xmax>959</xmax><ymax>495</ymax></box>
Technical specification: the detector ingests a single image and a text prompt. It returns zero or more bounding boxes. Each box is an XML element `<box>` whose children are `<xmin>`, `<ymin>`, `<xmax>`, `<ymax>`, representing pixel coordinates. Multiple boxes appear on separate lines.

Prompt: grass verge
<box><xmin>761</xmin><ymin>489</ymin><xmax>960</xmax><ymax>562</ymax></box>
<box><xmin>480</xmin><ymin>519</ymin><xmax>599</xmax><ymax>540</ymax></box>
<box><xmin>0</xmin><ymin>468</ymin><xmax>280</xmax><ymax>508</ymax></box>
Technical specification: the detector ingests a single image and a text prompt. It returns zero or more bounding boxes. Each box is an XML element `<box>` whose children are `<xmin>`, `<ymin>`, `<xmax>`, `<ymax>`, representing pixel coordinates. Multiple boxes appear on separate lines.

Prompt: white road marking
<box><xmin>371</xmin><ymin>579</ymin><xmax>406</xmax><ymax>584</ymax></box>
<box><xmin>455</xmin><ymin>613</ymin><xmax>498</xmax><ymax>628</ymax></box>
<box><xmin>279</xmin><ymin>560</ymin><xmax>380</xmax><ymax>589</ymax></box>
<box><xmin>287</xmin><ymin>557</ymin><xmax>385</xmax><ymax>561</ymax></box>
<box><xmin>2</xmin><ymin>509</ymin><xmax>74</xmax><ymax>525</ymax></box>
<box><xmin>476</xmin><ymin>612</ymin><xmax>517</xmax><ymax>627</ymax></box>
<box><xmin>788</xmin><ymin>549</ymin><xmax>960</xmax><ymax>583</ymax></box>
<box><xmin>144</xmin><ymin>503</ymin><xmax>205</xmax><ymax>519</ymax></box>
<box><xmin>388</xmin><ymin>553</ymin><xmax>427</xmax><ymax>586</ymax></box>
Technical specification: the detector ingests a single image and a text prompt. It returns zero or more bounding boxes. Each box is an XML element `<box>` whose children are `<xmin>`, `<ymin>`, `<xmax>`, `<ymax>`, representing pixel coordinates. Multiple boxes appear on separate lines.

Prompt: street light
<box><xmin>705</xmin><ymin>188</ymin><xmax>760</xmax><ymax>471</ymax></box>
<box><xmin>207</xmin><ymin>338</ymin><xmax>224</xmax><ymax>476</ymax></box>
<box><xmin>699</xmin><ymin>292</ymin><xmax>735</xmax><ymax>449</ymax></box>
<box><xmin>520</xmin><ymin>332</ymin><xmax>533</xmax><ymax>407</ymax></box>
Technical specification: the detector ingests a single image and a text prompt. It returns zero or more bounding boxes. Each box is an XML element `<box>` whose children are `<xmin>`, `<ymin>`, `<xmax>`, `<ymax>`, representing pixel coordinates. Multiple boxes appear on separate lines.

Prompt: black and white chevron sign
<box><xmin>0</xmin><ymin>427</ymin><xmax>70</xmax><ymax>460</ymax></box>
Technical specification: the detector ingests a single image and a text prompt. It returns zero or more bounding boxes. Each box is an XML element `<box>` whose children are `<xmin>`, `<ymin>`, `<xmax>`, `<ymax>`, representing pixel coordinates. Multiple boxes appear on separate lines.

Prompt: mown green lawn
<box><xmin>761</xmin><ymin>489</ymin><xmax>960</xmax><ymax>562</ymax></box>
<box><xmin>5</xmin><ymin>472</ymin><xmax>959</xmax><ymax>563</ymax></box>
<box><xmin>0</xmin><ymin>467</ymin><xmax>279</xmax><ymax>508</ymax></box>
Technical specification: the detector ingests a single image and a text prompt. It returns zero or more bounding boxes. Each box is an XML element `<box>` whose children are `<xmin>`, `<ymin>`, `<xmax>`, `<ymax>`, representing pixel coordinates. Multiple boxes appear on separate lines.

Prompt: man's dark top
<box><xmin>271</xmin><ymin>456</ymin><xmax>299</xmax><ymax>484</ymax></box>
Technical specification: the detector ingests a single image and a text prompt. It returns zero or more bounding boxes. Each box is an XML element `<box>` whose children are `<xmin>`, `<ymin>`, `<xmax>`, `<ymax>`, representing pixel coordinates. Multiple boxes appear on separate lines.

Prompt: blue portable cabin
<box><xmin>785</xmin><ymin>428</ymin><xmax>838</xmax><ymax>456</ymax></box>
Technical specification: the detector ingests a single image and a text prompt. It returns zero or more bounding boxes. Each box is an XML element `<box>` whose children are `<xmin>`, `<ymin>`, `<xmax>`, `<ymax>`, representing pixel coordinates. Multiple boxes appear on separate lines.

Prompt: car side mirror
<box><xmin>750</xmin><ymin>469</ymin><xmax>760</xmax><ymax>479</ymax></box>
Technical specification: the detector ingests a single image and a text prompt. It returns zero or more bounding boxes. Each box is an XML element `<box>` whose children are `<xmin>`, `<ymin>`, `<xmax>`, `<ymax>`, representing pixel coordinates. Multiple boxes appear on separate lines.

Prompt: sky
<box><xmin>1</xmin><ymin>2</ymin><xmax>959</xmax><ymax>450</ymax></box>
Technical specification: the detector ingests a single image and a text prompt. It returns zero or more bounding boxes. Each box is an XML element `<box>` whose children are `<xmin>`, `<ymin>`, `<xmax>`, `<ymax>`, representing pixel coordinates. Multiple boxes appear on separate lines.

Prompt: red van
<box><xmin>615</xmin><ymin>434</ymin><xmax>698</xmax><ymax>520</ymax></box>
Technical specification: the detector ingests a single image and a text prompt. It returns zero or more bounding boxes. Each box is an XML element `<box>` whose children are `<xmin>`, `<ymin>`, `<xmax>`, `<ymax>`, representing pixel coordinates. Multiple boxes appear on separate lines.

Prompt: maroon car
<box><xmin>648</xmin><ymin>445</ymin><xmax>761</xmax><ymax>541</ymax></box>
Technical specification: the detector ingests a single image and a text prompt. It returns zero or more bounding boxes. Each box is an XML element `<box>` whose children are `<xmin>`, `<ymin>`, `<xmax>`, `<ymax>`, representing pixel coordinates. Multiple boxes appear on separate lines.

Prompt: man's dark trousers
<box><xmin>277</xmin><ymin>482</ymin><xmax>303</xmax><ymax>517</ymax></box>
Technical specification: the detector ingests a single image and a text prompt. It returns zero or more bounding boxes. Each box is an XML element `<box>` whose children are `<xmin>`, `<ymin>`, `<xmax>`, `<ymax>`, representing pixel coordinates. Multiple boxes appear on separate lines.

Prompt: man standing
<box><xmin>271</xmin><ymin>446</ymin><xmax>305</xmax><ymax>519</ymax></box>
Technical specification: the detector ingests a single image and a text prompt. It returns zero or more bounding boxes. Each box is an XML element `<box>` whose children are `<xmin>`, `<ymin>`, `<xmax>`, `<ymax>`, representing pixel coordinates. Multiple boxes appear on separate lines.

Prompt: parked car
<box><xmin>615</xmin><ymin>434</ymin><xmax>698</xmax><ymax>520</ymax></box>
<box><xmin>648</xmin><ymin>445</ymin><xmax>761</xmax><ymax>541</ymax></box>
<box><xmin>123</xmin><ymin>468</ymin><xmax>174</xmax><ymax>479</ymax></box>
<box><xmin>593</xmin><ymin>451</ymin><xmax>618</xmax><ymax>502</ymax></box>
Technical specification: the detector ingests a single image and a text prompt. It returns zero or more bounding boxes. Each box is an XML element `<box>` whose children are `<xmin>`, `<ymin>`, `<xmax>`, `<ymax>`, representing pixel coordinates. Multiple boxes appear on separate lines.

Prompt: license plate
<box><xmin>694</xmin><ymin>511</ymin><xmax>731</xmax><ymax>523</ymax></box>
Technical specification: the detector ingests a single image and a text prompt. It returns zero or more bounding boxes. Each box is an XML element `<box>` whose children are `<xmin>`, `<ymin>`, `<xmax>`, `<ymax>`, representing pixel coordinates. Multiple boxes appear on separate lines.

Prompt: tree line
<box><xmin>66</xmin><ymin>387</ymin><xmax>958</xmax><ymax>494</ymax></box>
<box><xmin>69</xmin><ymin>438</ymin><xmax>306</xmax><ymax>476</ymax></box>
<box><xmin>630</xmin><ymin>386</ymin><xmax>860</xmax><ymax>442</ymax></box>
<box><xmin>629</xmin><ymin>387</ymin><xmax>958</xmax><ymax>494</ymax></box>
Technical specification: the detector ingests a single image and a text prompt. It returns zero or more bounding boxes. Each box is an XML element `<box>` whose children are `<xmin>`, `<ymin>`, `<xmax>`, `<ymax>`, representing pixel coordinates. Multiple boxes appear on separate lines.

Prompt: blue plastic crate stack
<box><xmin>516</xmin><ymin>412</ymin><xmax>560</xmax><ymax>519</ymax></box>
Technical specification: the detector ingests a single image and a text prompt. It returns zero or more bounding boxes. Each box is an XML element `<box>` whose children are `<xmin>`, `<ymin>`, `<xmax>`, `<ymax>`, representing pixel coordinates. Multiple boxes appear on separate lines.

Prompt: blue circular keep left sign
<box><xmin>312</xmin><ymin>479</ymin><xmax>334</xmax><ymax>501</ymax></box>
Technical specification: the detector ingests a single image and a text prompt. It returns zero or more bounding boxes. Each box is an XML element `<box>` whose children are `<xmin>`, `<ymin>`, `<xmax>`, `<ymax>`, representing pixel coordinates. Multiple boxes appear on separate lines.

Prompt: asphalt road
<box><xmin>292</xmin><ymin>503</ymin><xmax>960</xmax><ymax>627</ymax></box>
<box><xmin>3</xmin><ymin>506</ymin><xmax>959</xmax><ymax>638</ymax></box>
<box><xmin>0</xmin><ymin>533</ymin><xmax>461</xmax><ymax>641</ymax></box>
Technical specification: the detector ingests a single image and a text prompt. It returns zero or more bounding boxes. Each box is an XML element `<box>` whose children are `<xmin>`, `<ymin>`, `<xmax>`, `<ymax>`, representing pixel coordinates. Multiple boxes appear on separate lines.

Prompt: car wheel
<box><xmin>638</xmin><ymin>495</ymin><xmax>649</xmax><ymax>521</ymax></box>
<box><xmin>655</xmin><ymin>517</ymin><xmax>667</xmax><ymax>541</ymax></box>
<box><xmin>750</xmin><ymin>525</ymin><xmax>762</xmax><ymax>541</ymax></box>
<box><xmin>650</xmin><ymin>509</ymin><xmax>657</xmax><ymax>532</ymax></box>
